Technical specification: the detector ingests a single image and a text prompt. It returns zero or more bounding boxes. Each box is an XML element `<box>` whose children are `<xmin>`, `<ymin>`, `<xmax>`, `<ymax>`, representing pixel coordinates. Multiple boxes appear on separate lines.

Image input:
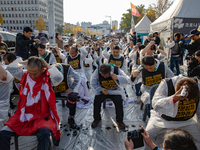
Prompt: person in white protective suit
<box><xmin>83</xmin><ymin>46</ymin><xmax>94</xmax><ymax>88</ymax></box>
<box><xmin>65</xmin><ymin>43</ymin><xmax>92</xmax><ymax>108</ymax></box>
<box><xmin>92</xmin><ymin>43</ymin><xmax>102</xmax><ymax>67</ymax></box>
<box><xmin>90</xmin><ymin>64</ymin><xmax>128</xmax><ymax>130</ymax></box>
<box><xmin>0</xmin><ymin>50</ymin><xmax>14</xmax><ymax>129</ymax></box>
<box><xmin>144</xmin><ymin>75</ymin><xmax>200</xmax><ymax>150</ymax></box>
<box><xmin>131</xmin><ymin>56</ymin><xmax>174</xmax><ymax>114</ymax></box>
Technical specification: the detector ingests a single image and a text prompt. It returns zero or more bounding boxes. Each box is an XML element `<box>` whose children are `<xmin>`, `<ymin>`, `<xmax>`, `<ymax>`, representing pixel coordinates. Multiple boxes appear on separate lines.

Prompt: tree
<box><xmin>57</xmin><ymin>26</ymin><xmax>63</xmax><ymax>34</ymax></box>
<box><xmin>63</xmin><ymin>23</ymin><xmax>73</xmax><ymax>34</ymax></box>
<box><xmin>150</xmin><ymin>0</ymin><xmax>174</xmax><ymax>18</ymax></box>
<box><xmin>0</xmin><ymin>14</ymin><xmax>3</xmax><ymax>25</ymax></box>
<box><xmin>84</xmin><ymin>29</ymin><xmax>91</xmax><ymax>35</ymax></box>
<box><xmin>33</xmin><ymin>16</ymin><xmax>46</xmax><ymax>32</ymax></box>
<box><xmin>72</xmin><ymin>25</ymin><xmax>82</xmax><ymax>35</ymax></box>
<box><xmin>112</xmin><ymin>24</ymin><xmax>117</xmax><ymax>31</ymax></box>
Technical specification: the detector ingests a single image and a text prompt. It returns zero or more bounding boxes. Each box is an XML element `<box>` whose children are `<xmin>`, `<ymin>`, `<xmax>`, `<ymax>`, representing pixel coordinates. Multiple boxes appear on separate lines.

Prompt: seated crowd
<box><xmin>0</xmin><ymin>27</ymin><xmax>200</xmax><ymax>150</ymax></box>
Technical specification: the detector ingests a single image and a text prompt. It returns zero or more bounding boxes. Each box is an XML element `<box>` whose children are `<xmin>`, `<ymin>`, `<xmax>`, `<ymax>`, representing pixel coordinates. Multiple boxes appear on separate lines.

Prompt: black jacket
<box><xmin>188</xmin><ymin>63</ymin><xmax>200</xmax><ymax>77</ymax></box>
<box><xmin>15</xmin><ymin>33</ymin><xmax>34</xmax><ymax>60</ymax></box>
<box><xmin>181</xmin><ymin>38</ymin><xmax>200</xmax><ymax>56</ymax></box>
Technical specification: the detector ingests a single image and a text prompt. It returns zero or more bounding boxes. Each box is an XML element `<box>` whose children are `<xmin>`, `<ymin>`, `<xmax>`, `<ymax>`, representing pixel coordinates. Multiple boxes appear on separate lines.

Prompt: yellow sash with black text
<box><xmin>67</xmin><ymin>54</ymin><xmax>81</xmax><ymax>70</ymax></box>
<box><xmin>161</xmin><ymin>78</ymin><xmax>199</xmax><ymax>121</ymax></box>
<box><xmin>99</xmin><ymin>66</ymin><xmax>118</xmax><ymax>90</ymax></box>
<box><xmin>142</xmin><ymin>62</ymin><xmax>165</xmax><ymax>86</ymax></box>
<box><xmin>108</xmin><ymin>55</ymin><xmax>124</xmax><ymax>68</ymax></box>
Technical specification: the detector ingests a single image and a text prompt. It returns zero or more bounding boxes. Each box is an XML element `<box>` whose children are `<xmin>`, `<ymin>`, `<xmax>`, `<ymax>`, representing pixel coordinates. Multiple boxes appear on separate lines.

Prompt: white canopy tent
<box><xmin>150</xmin><ymin>0</ymin><xmax>200</xmax><ymax>48</ymax></box>
<box><xmin>135</xmin><ymin>14</ymin><xmax>152</xmax><ymax>33</ymax></box>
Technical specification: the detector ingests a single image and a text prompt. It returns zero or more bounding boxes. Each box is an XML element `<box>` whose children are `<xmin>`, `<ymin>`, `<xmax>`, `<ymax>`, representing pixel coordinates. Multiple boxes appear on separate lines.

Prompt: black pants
<box><xmin>66</xmin><ymin>101</ymin><xmax>76</xmax><ymax>116</ymax></box>
<box><xmin>93</xmin><ymin>94</ymin><xmax>124</xmax><ymax>122</ymax></box>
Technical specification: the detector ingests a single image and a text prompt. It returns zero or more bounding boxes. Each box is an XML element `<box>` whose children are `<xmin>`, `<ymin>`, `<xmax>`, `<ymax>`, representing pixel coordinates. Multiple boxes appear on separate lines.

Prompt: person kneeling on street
<box><xmin>90</xmin><ymin>64</ymin><xmax>128</xmax><ymax>130</ymax></box>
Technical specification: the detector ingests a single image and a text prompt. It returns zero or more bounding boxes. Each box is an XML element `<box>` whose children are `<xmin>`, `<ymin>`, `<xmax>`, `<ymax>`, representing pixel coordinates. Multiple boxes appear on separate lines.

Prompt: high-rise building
<box><xmin>112</xmin><ymin>20</ymin><xmax>118</xmax><ymax>29</ymax></box>
<box><xmin>52</xmin><ymin>0</ymin><xmax>63</xmax><ymax>27</ymax></box>
<box><xmin>0</xmin><ymin>0</ymin><xmax>63</xmax><ymax>31</ymax></box>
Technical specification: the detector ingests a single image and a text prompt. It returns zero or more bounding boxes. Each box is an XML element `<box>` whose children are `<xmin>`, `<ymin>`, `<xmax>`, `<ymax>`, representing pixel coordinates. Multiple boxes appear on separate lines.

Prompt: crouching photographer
<box><xmin>124</xmin><ymin>127</ymin><xmax>197</xmax><ymax>150</ymax></box>
<box><xmin>188</xmin><ymin>50</ymin><xmax>200</xmax><ymax>77</ymax></box>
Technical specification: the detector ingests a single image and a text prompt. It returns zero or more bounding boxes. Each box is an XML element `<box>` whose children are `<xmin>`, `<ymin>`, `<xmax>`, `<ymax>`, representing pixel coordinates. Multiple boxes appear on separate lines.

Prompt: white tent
<box><xmin>135</xmin><ymin>14</ymin><xmax>152</xmax><ymax>33</ymax></box>
<box><xmin>150</xmin><ymin>0</ymin><xmax>200</xmax><ymax>33</ymax></box>
<box><xmin>150</xmin><ymin>0</ymin><xmax>200</xmax><ymax>48</ymax></box>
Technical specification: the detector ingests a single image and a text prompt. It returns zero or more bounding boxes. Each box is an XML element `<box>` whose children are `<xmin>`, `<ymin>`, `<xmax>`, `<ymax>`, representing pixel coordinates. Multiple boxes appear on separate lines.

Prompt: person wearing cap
<box><xmin>53</xmin><ymin>63</ymin><xmax>80</xmax><ymax>129</ymax></box>
<box><xmin>90</xmin><ymin>64</ymin><xmax>129</xmax><ymax>130</ymax></box>
<box><xmin>40</xmin><ymin>37</ymin><xmax>48</xmax><ymax>45</ymax></box>
<box><xmin>180</xmin><ymin>29</ymin><xmax>200</xmax><ymax>56</ymax></box>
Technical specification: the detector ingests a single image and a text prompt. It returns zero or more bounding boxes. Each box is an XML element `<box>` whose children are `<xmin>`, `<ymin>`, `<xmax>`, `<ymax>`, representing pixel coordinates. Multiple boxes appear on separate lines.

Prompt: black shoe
<box><xmin>117</xmin><ymin>121</ymin><xmax>126</xmax><ymax>130</ymax></box>
<box><xmin>68</xmin><ymin>117</ymin><xmax>77</xmax><ymax>129</ymax></box>
<box><xmin>91</xmin><ymin>120</ymin><xmax>101</xmax><ymax>128</ymax></box>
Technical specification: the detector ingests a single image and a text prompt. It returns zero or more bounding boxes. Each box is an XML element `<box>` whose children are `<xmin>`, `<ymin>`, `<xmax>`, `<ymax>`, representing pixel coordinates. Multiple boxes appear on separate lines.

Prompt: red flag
<box><xmin>131</xmin><ymin>3</ymin><xmax>140</xmax><ymax>17</ymax></box>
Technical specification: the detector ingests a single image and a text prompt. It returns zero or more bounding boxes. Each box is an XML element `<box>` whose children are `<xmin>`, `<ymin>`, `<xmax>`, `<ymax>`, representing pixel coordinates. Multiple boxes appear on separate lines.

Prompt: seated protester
<box><xmin>140</xmin><ymin>41</ymin><xmax>167</xmax><ymax>63</ymax></box>
<box><xmin>66</xmin><ymin>44</ymin><xmax>92</xmax><ymax>108</ymax></box>
<box><xmin>125</xmin><ymin>41</ymin><xmax>135</xmax><ymax>57</ymax></box>
<box><xmin>3</xmin><ymin>52</ymin><xmax>19</xmax><ymax>95</ymax></box>
<box><xmin>129</xmin><ymin>45</ymin><xmax>145</xmax><ymax>72</ymax></box>
<box><xmin>52</xmin><ymin>63</ymin><xmax>80</xmax><ymax>129</ymax></box>
<box><xmin>83</xmin><ymin>46</ymin><xmax>94</xmax><ymax>87</ymax></box>
<box><xmin>90</xmin><ymin>64</ymin><xmax>128</xmax><ymax>130</ymax></box>
<box><xmin>99</xmin><ymin>43</ymin><xmax>104</xmax><ymax>64</ymax></box>
<box><xmin>37</xmin><ymin>43</ymin><xmax>56</xmax><ymax>64</ymax></box>
<box><xmin>0</xmin><ymin>51</ymin><xmax>14</xmax><ymax>129</ymax></box>
<box><xmin>145</xmin><ymin>76</ymin><xmax>200</xmax><ymax>150</ymax></box>
<box><xmin>51</xmin><ymin>47</ymin><xmax>66</xmax><ymax>63</ymax></box>
<box><xmin>188</xmin><ymin>50</ymin><xmax>200</xmax><ymax>77</ymax></box>
<box><xmin>125</xmin><ymin>128</ymin><xmax>198</xmax><ymax>150</ymax></box>
<box><xmin>63</xmin><ymin>44</ymin><xmax>70</xmax><ymax>56</ymax></box>
<box><xmin>92</xmin><ymin>43</ymin><xmax>102</xmax><ymax>66</ymax></box>
<box><xmin>1</xmin><ymin>56</ymin><xmax>63</xmax><ymax>149</ymax></box>
<box><xmin>90</xmin><ymin>44</ymin><xmax>99</xmax><ymax>70</ymax></box>
<box><xmin>131</xmin><ymin>56</ymin><xmax>174</xmax><ymax>113</ymax></box>
<box><xmin>103</xmin><ymin>45</ymin><xmax>127</xmax><ymax>73</ymax></box>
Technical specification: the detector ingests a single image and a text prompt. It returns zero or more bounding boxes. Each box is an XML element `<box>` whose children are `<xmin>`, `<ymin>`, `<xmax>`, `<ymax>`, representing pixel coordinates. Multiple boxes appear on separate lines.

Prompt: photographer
<box><xmin>166</xmin><ymin>33</ymin><xmax>182</xmax><ymax>75</ymax></box>
<box><xmin>180</xmin><ymin>29</ymin><xmax>200</xmax><ymax>57</ymax></box>
<box><xmin>125</xmin><ymin>127</ymin><xmax>197</xmax><ymax>150</ymax></box>
<box><xmin>188</xmin><ymin>50</ymin><xmax>200</xmax><ymax>77</ymax></box>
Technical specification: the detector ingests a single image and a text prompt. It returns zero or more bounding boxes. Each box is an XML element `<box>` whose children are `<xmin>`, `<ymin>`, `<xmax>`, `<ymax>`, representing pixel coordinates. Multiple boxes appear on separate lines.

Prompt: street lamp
<box><xmin>105</xmin><ymin>15</ymin><xmax>112</xmax><ymax>33</ymax></box>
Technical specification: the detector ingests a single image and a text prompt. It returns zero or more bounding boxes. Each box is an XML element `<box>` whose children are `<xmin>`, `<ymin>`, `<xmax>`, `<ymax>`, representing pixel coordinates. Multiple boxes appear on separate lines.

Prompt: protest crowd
<box><xmin>0</xmin><ymin>26</ymin><xmax>200</xmax><ymax>150</ymax></box>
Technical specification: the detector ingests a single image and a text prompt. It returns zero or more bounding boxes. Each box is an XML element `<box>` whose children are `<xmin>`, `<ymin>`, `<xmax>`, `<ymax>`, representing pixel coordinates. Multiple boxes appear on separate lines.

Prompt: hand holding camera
<box><xmin>173</xmin><ymin>86</ymin><xmax>189</xmax><ymax>102</ymax></box>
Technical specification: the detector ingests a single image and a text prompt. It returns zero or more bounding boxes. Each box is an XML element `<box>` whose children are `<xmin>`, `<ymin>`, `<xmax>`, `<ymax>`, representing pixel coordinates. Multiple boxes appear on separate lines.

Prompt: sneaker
<box><xmin>91</xmin><ymin>120</ymin><xmax>101</xmax><ymax>128</ymax></box>
<box><xmin>68</xmin><ymin>117</ymin><xmax>77</xmax><ymax>129</ymax></box>
<box><xmin>117</xmin><ymin>121</ymin><xmax>126</xmax><ymax>130</ymax></box>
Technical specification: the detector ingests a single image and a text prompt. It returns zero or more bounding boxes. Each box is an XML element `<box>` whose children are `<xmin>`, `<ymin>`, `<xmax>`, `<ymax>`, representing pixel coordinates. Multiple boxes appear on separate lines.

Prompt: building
<box><xmin>112</xmin><ymin>20</ymin><xmax>118</xmax><ymax>29</ymax></box>
<box><xmin>0</xmin><ymin>0</ymin><xmax>63</xmax><ymax>31</ymax></box>
<box><xmin>53</xmin><ymin>0</ymin><xmax>64</xmax><ymax>27</ymax></box>
<box><xmin>81</xmin><ymin>20</ymin><xmax>111</xmax><ymax>35</ymax></box>
<box><xmin>0</xmin><ymin>0</ymin><xmax>48</xmax><ymax>31</ymax></box>
<box><xmin>81</xmin><ymin>22</ymin><xmax>92</xmax><ymax>31</ymax></box>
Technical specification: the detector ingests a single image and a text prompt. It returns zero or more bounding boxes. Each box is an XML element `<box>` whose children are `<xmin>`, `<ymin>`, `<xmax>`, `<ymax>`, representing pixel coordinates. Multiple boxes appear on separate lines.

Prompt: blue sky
<box><xmin>63</xmin><ymin>0</ymin><xmax>157</xmax><ymax>26</ymax></box>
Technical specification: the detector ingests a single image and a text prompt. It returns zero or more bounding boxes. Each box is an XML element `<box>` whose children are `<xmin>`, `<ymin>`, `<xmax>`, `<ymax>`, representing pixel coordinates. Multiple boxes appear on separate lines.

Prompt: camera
<box><xmin>127</xmin><ymin>128</ymin><xmax>144</xmax><ymax>149</ymax></box>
